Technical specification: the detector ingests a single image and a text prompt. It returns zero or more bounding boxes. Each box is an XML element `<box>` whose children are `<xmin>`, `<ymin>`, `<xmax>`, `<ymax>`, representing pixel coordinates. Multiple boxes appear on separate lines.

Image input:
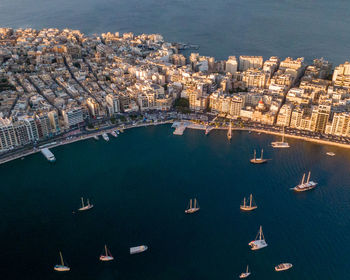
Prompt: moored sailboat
<box><xmin>239</xmin><ymin>265</ymin><xmax>251</xmax><ymax>278</ymax></box>
<box><xmin>249</xmin><ymin>226</ymin><xmax>268</xmax><ymax>250</ymax></box>
<box><xmin>240</xmin><ymin>194</ymin><xmax>257</xmax><ymax>211</ymax></box>
<box><xmin>271</xmin><ymin>127</ymin><xmax>290</xmax><ymax>148</ymax></box>
<box><xmin>250</xmin><ymin>149</ymin><xmax>267</xmax><ymax>164</ymax></box>
<box><xmin>78</xmin><ymin>197</ymin><xmax>94</xmax><ymax>211</ymax></box>
<box><xmin>99</xmin><ymin>245</ymin><xmax>114</xmax><ymax>261</ymax></box>
<box><xmin>185</xmin><ymin>198</ymin><xmax>200</xmax><ymax>214</ymax></box>
<box><xmin>54</xmin><ymin>251</ymin><xmax>70</xmax><ymax>272</ymax></box>
<box><xmin>292</xmin><ymin>171</ymin><xmax>317</xmax><ymax>192</ymax></box>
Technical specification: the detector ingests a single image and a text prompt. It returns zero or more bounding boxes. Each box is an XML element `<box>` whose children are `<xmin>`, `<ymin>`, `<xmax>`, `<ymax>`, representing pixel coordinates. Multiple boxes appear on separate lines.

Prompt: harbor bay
<box><xmin>1</xmin><ymin>125</ymin><xmax>350</xmax><ymax>279</ymax></box>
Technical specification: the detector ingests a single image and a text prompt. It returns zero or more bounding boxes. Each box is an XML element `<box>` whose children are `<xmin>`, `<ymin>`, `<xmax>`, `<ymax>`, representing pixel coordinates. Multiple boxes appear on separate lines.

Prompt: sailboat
<box><xmin>78</xmin><ymin>197</ymin><xmax>94</xmax><ymax>211</ymax></box>
<box><xmin>292</xmin><ymin>171</ymin><xmax>317</xmax><ymax>192</ymax></box>
<box><xmin>249</xmin><ymin>226</ymin><xmax>268</xmax><ymax>250</ymax></box>
<box><xmin>185</xmin><ymin>198</ymin><xmax>200</xmax><ymax>214</ymax></box>
<box><xmin>239</xmin><ymin>265</ymin><xmax>251</xmax><ymax>278</ymax></box>
<box><xmin>271</xmin><ymin>127</ymin><xmax>290</xmax><ymax>148</ymax></box>
<box><xmin>99</xmin><ymin>245</ymin><xmax>114</xmax><ymax>261</ymax></box>
<box><xmin>250</xmin><ymin>149</ymin><xmax>267</xmax><ymax>164</ymax></box>
<box><xmin>54</xmin><ymin>251</ymin><xmax>70</xmax><ymax>272</ymax></box>
<box><xmin>227</xmin><ymin>122</ymin><xmax>232</xmax><ymax>140</ymax></box>
<box><xmin>240</xmin><ymin>194</ymin><xmax>257</xmax><ymax>211</ymax></box>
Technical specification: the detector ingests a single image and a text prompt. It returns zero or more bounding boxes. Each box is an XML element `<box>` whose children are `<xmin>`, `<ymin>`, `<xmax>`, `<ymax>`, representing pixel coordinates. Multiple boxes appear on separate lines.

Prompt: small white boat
<box><xmin>292</xmin><ymin>171</ymin><xmax>317</xmax><ymax>192</ymax></box>
<box><xmin>99</xmin><ymin>245</ymin><xmax>114</xmax><ymax>261</ymax></box>
<box><xmin>185</xmin><ymin>198</ymin><xmax>200</xmax><ymax>214</ymax></box>
<box><xmin>275</xmin><ymin>263</ymin><xmax>293</xmax><ymax>271</ymax></box>
<box><xmin>93</xmin><ymin>135</ymin><xmax>99</xmax><ymax>140</ymax></box>
<box><xmin>110</xmin><ymin>131</ymin><xmax>118</xmax><ymax>138</ymax></box>
<box><xmin>54</xmin><ymin>251</ymin><xmax>70</xmax><ymax>272</ymax></box>
<box><xmin>130</xmin><ymin>245</ymin><xmax>148</xmax><ymax>254</ymax></box>
<box><xmin>240</xmin><ymin>194</ymin><xmax>257</xmax><ymax>211</ymax></box>
<box><xmin>271</xmin><ymin>127</ymin><xmax>289</xmax><ymax>148</ymax></box>
<box><xmin>78</xmin><ymin>197</ymin><xmax>94</xmax><ymax>211</ymax></box>
<box><xmin>326</xmin><ymin>152</ymin><xmax>335</xmax><ymax>156</ymax></box>
<box><xmin>239</xmin><ymin>265</ymin><xmax>251</xmax><ymax>278</ymax></box>
<box><xmin>249</xmin><ymin>226</ymin><xmax>268</xmax><ymax>250</ymax></box>
<box><xmin>102</xmin><ymin>133</ymin><xmax>109</xmax><ymax>141</ymax></box>
<box><xmin>116</xmin><ymin>130</ymin><xmax>120</xmax><ymax>135</ymax></box>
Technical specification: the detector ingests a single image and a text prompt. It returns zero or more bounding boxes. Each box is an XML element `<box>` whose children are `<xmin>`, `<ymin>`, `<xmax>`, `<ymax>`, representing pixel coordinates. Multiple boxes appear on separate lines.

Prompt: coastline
<box><xmin>1</xmin><ymin>120</ymin><xmax>348</xmax><ymax>166</ymax></box>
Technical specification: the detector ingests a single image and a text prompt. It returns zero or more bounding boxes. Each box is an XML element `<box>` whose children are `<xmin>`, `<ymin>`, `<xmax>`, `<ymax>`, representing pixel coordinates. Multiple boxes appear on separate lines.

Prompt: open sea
<box><xmin>0</xmin><ymin>125</ymin><xmax>350</xmax><ymax>279</ymax></box>
<box><xmin>0</xmin><ymin>0</ymin><xmax>350</xmax><ymax>64</ymax></box>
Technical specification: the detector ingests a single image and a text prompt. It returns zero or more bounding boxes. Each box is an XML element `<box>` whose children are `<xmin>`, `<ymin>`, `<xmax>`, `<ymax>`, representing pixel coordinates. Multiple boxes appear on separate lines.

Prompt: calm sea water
<box><xmin>0</xmin><ymin>0</ymin><xmax>350</xmax><ymax>64</ymax></box>
<box><xmin>0</xmin><ymin>125</ymin><xmax>350</xmax><ymax>279</ymax></box>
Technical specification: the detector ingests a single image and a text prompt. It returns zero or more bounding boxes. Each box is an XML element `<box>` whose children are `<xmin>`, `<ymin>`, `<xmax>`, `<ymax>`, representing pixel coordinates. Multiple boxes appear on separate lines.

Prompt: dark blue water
<box><xmin>1</xmin><ymin>125</ymin><xmax>350</xmax><ymax>279</ymax></box>
<box><xmin>1</xmin><ymin>0</ymin><xmax>350</xmax><ymax>64</ymax></box>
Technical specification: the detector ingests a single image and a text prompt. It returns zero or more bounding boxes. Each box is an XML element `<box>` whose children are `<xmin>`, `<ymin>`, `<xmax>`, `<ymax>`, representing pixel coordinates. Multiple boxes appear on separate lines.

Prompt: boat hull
<box><xmin>275</xmin><ymin>263</ymin><xmax>293</xmax><ymax>271</ymax></box>
<box><xmin>239</xmin><ymin>272</ymin><xmax>251</xmax><ymax>278</ymax></box>
<box><xmin>99</xmin><ymin>255</ymin><xmax>114</xmax><ymax>261</ymax></box>
<box><xmin>78</xmin><ymin>205</ymin><xmax>94</xmax><ymax>211</ymax></box>
<box><xmin>293</xmin><ymin>182</ymin><xmax>317</xmax><ymax>192</ymax></box>
<box><xmin>240</xmin><ymin>206</ymin><xmax>257</xmax><ymax>211</ymax></box>
<box><xmin>54</xmin><ymin>265</ymin><xmax>70</xmax><ymax>272</ymax></box>
<box><xmin>250</xmin><ymin>159</ymin><xmax>267</xmax><ymax>164</ymax></box>
<box><xmin>249</xmin><ymin>240</ymin><xmax>267</xmax><ymax>250</ymax></box>
<box><xmin>271</xmin><ymin>142</ymin><xmax>290</xmax><ymax>148</ymax></box>
<box><xmin>130</xmin><ymin>245</ymin><xmax>148</xmax><ymax>254</ymax></box>
<box><xmin>185</xmin><ymin>208</ymin><xmax>200</xmax><ymax>214</ymax></box>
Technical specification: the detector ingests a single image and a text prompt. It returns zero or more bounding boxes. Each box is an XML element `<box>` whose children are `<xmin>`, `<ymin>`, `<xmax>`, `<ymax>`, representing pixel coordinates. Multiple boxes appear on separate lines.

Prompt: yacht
<box><xmin>102</xmin><ymin>133</ymin><xmax>109</xmax><ymax>141</ymax></box>
<box><xmin>275</xmin><ymin>263</ymin><xmax>293</xmax><ymax>271</ymax></box>
<box><xmin>78</xmin><ymin>197</ymin><xmax>94</xmax><ymax>211</ymax></box>
<box><xmin>99</xmin><ymin>245</ymin><xmax>114</xmax><ymax>261</ymax></box>
<box><xmin>185</xmin><ymin>198</ymin><xmax>200</xmax><ymax>214</ymax></box>
<box><xmin>93</xmin><ymin>135</ymin><xmax>99</xmax><ymax>140</ymax></box>
<box><xmin>249</xmin><ymin>226</ymin><xmax>268</xmax><ymax>250</ymax></box>
<box><xmin>110</xmin><ymin>131</ymin><xmax>118</xmax><ymax>138</ymax></box>
<box><xmin>250</xmin><ymin>149</ymin><xmax>267</xmax><ymax>164</ymax></box>
<box><xmin>239</xmin><ymin>265</ymin><xmax>251</xmax><ymax>278</ymax></box>
<box><xmin>54</xmin><ymin>251</ymin><xmax>70</xmax><ymax>272</ymax></box>
<box><xmin>292</xmin><ymin>171</ymin><xmax>317</xmax><ymax>192</ymax></box>
<box><xmin>271</xmin><ymin>127</ymin><xmax>289</xmax><ymax>148</ymax></box>
<box><xmin>130</xmin><ymin>245</ymin><xmax>148</xmax><ymax>254</ymax></box>
<box><xmin>240</xmin><ymin>194</ymin><xmax>257</xmax><ymax>211</ymax></box>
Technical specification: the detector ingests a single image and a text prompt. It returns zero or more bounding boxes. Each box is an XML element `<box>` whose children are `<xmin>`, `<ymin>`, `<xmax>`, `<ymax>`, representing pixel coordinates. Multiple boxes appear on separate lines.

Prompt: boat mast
<box><xmin>243</xmin><ymin>197</ymin><xmax>246</xmax><ymax>207</ymax></box>
<box><xmin>194</xmin><ymin>198</ymin><xmax>197</xmax><ymax>209</ymax></box>
<box><xmin>81</xmin><ymin>197</ymin><xmax>84</xmax><ymax>208</ymax></box>
<box><xmin>246</xmin><ymin>265</ymin><xmax>249</xmax><ymax>273</ymax></box>
<box><xmin>190</xmin><ymin>199</ymin><xmax>192</xmax><ymax>209</ymax></box>
<box><xmin>105</xmin><ymin>245</ymin><xmax>108</xmax><ymax>256</ymax></box>
<box><xmin>59</xmin><ymin>251</ymin><xmax>64</xmax><ymax>266</ymax></box>
<box><xmin>282</xmin><ymin>127</ymin><xmax>285</xmax><ymax>142</ymax></box>
<box><xmin>249</xmin><ymin>194</ymin><xmax>252</xmax><ymax>208</ymax></box>
<box><xmin>301</xmin><ymin>173</ymin><xmax>305</xmax><ymax>185</ymax></box>
<box><xmin>261</xmin><ymin>149</ymin><xmax>263</xmax><ymax>159</ymax></box>
<box><xmin>87</xmin><ymin>199</ymin><xmax>90</xmax><ymax>206</ymax></box>
<box><xmin>254</xmin><ymin>150</ymin><xmax>256</xmax><ymax>160</ymax></box>
<box><xmin>307</xmin><ymin>171</ymin><xmax>311</xmax><ymax>183</ymax></box>
<box><xmin>259</xmin><ymin>226</ymin><xmax>262</xmax><ymax>240</ymax></box>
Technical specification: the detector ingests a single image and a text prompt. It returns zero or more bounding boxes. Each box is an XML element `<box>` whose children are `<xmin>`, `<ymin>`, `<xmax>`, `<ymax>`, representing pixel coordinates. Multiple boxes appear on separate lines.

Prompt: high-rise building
<box><xmin>238</xmin><ymin>56</ymin><xmax>263</xmax><ymax>71</ymax></box>
<box><xmin>225</xmin><ymin>56</ymin><xmax>238</xmax><ymax>74</ymax></box>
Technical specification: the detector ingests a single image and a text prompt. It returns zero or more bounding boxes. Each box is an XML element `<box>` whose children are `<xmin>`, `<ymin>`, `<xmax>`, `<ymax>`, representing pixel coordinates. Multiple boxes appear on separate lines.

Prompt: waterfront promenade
<box><xmin>2</xmin><ymin>119</ymin><xmax>349</xmax><ymax>166</ymax></box>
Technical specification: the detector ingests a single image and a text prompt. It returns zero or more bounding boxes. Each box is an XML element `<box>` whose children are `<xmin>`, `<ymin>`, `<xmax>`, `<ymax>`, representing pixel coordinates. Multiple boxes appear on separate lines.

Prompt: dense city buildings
<box><xmin>1</xmin><ymin>27</ymin><xmax>350</xmax><ymax>152</ymax></box>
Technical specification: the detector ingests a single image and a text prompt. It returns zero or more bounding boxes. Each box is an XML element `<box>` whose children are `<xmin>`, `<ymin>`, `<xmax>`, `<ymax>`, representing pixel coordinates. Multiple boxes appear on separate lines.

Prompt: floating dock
<box><xmin>40</xmin><ymin>148</ymin><xmax>56</xmax><ymax>162</ymax></box>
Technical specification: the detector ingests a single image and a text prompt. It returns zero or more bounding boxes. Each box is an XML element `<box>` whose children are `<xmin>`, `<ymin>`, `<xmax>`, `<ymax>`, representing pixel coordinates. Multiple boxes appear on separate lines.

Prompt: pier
<box><xmin>172</xmin><ymin>121</ymin><xmax>188</xmax><ymax>135</ymax></box>
<box><xmin>41</xmin><ymin>148</ymin><xmax>56</xmax><ymax>162</ymax></box>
